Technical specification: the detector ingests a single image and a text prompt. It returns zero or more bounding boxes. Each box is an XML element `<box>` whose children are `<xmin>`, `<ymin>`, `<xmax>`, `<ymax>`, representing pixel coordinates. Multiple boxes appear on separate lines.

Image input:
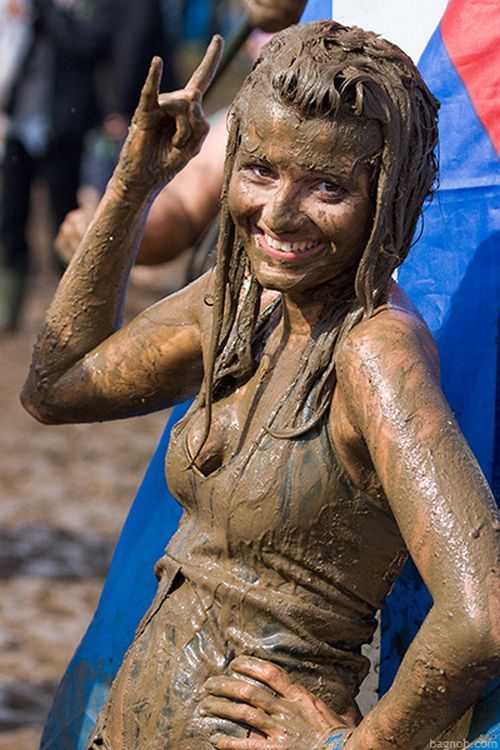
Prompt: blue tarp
<box><xmin>381</xmin><ymin>8</ymin><xmax>500</xmax><ymax>741</ymax></box>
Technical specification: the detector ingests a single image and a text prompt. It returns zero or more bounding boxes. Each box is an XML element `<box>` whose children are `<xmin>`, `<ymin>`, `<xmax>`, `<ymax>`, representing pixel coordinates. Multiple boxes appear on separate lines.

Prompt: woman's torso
<box><xmin>89</xmin><ymin>289</ymin><xmax>420</xmax><ymax>748</ymax></box>
<box><xmin>162</xmin><ymin>314</ymin><xmax>408</xmax><ymax>708</ymax></box>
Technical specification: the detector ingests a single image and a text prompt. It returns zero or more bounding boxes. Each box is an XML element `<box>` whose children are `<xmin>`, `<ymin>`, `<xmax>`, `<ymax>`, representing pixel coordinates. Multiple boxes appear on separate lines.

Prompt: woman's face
<box><xmin>227</xmin><ymin>97</ymin><xmax>375</xmax><ymax>298</ymax></box>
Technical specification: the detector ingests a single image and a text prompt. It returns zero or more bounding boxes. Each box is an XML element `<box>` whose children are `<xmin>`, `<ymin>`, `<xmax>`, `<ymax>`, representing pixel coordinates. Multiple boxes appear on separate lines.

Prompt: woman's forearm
<box><xmin>21</xmin><ymin>181</ymin><xmax>155</xmax><ymax>418</ymax></box>
<box><xmin>345</xmin><ymin>604</ymin><xmax>498</xmax><ymax>749</ymax></box>
<box><xmin>22</xmin><ymin>177</ymin><xmax>156</xmax><ymax>409</ymax></box>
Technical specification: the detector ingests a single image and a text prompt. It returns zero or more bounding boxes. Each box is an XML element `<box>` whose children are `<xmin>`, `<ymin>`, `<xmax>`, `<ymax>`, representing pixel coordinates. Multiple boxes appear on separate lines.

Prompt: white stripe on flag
<box><xmin>332</xmin><ymin>0</ymin><xmax>449</xmax><ymax>62</ymax></box>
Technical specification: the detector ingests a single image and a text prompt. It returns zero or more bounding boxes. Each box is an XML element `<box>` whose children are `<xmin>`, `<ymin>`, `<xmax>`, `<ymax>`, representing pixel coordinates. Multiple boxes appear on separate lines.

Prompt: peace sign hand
<box><xmin>114</xmin><ymin>35</ymin><xmax>223</xmax><ymax>196</ymax></box>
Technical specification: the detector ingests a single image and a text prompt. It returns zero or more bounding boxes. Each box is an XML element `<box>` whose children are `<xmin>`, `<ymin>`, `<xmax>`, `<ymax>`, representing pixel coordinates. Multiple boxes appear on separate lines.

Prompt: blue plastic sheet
<box><xmin>381</xmin><ymin>19</ymin><xmax>500</xmax><ymax>743</ymax></box>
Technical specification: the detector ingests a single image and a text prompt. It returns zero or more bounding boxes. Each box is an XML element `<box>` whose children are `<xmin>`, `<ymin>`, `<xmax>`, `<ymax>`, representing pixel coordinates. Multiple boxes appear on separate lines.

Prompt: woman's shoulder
<box><xmin>330</xmin><ymin>282</ymin><xmax>441</xmax><ymax>486</ymax></box>
<box><xmin>336</xmin><ymin>280</ymin><xmax>440</xmax><ymax>384</ymax></box>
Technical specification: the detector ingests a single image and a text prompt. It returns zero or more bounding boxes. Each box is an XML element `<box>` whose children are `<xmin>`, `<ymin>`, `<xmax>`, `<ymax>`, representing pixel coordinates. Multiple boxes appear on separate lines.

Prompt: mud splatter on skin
<box><xmin>21</xmin><ymin>22</ymin><xmax>499</xmax><ymax>750</ymax></box>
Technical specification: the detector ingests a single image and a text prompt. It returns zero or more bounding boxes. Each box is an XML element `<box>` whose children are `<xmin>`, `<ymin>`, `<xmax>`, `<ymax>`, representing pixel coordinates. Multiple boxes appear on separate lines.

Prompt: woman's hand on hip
<box><xmin>200</xmin><ymin>656</ymin><xmax>356</xmax><ymax>749</ymax></box>
<box><xmin>114</xmin><ymin>35</ymin><xmax>223</xmax><ymax>195</ymax></box>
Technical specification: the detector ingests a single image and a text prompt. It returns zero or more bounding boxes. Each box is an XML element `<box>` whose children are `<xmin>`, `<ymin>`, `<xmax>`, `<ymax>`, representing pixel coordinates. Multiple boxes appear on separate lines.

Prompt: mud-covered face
<box><xmin>227</xmin><ymin>98</ymin><xmax>376</xmax><ymax>298</ymax></box>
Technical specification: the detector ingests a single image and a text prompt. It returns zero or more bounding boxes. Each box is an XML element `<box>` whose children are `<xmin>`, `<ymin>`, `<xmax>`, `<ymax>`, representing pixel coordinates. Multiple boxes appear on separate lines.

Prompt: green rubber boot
<box><xmin>0</xmin><ymin>267</ymin><xmax>27</xmax><ymax>332</ymax></box>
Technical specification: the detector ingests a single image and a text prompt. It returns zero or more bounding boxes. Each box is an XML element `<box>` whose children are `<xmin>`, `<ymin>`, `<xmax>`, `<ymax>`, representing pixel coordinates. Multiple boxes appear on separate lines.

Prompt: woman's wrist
<box><xmin>107</xmin><ymin>170</ymin><xmax>160</xmax><ymax>211</ymax></box>
<box><xmin>313</xmin><ymin>727</ymin><xmax>354</xmax><ymax>750</ymax></box>
<box><xmin>108</xmin><ymin>170</ymin><xmax>159</xmax><ymax>203</ymax></box>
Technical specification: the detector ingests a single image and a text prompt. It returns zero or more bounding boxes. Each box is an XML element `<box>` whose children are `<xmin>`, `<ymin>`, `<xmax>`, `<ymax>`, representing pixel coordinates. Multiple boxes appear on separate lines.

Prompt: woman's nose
<box><xmin>260</xmin><ymin>183</ymin><xmax>305</xmax><ymax>234</ymax></box>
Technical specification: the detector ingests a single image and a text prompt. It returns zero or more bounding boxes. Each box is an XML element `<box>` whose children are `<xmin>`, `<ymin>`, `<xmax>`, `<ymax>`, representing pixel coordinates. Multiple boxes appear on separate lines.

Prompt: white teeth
<box><xmin>262</xmin><ymin>233</ymin><xmax>320</xmax><ymax>254</ymax></box>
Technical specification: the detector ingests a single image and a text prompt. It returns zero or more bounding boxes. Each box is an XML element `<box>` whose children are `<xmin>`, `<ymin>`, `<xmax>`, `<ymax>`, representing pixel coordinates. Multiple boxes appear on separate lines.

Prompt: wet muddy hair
<box><xmin>197</xmin><ymin>21</ymin><xmax>439</xmax><ymax>445</ymax></box>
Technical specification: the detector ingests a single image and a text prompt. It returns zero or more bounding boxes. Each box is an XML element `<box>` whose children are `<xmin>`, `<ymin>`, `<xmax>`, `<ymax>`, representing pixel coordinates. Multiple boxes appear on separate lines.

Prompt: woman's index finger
<box><xmin>138</xmin><ymin>56</ymin><xmax>163</xmax><ymax>111</ymax></box>
<box><xmin>186</xmin><ymin>35</ymin><xmax>224</xmax><ymax>95</ymax></box>
<box><xmin>230</xmin><ymin>657</ymin><xmax>292</xmax><ymax>696</ymax></box>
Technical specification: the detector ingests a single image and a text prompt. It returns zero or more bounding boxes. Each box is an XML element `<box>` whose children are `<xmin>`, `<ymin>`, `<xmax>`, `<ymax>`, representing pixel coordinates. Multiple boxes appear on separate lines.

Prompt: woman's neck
<box><xmin>280</xmin><ymin>294</ymin><xmax>324</xmax><ymax>337</ymax></box>
<box><xmin>280</xmin><ymin>268</ymin><xmax>358</xmax><ymax>337</ymax></box>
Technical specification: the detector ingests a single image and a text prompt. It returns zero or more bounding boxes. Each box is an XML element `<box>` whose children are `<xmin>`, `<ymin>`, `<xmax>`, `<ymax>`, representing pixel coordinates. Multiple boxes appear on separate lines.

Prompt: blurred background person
<box><xmin>55</xmin><ymin>0</ymin><xmax>247</xmax><ymax>292</ymax></box>
<box><xmin>0</xmin><ymin>0</ymin><xmax>116</xmax><ymax>333</ymax></box>
<box><xmin>0</xmin><ymin>0</ymin><xmax>32</xmax><ymax>155</ymax></box>
<box><xmin>69</xmin><ymin>0</ymin><xmax>187</xmax><ymax>251</ymax></box>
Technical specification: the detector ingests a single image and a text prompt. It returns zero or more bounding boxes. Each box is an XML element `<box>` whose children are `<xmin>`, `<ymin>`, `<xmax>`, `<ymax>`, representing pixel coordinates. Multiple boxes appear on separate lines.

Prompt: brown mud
<box><xmin>8</xmin><ymin>24</ymin><xmax>498</xmax><ymax>749</ymax></box>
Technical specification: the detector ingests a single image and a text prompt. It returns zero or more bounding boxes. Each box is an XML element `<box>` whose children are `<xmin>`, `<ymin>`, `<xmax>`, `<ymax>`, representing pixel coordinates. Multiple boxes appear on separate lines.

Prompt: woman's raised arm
<box><xmin>21</xmin><ymin>37</ymin><xmax>223</xmax><ymax>425</ymax></box>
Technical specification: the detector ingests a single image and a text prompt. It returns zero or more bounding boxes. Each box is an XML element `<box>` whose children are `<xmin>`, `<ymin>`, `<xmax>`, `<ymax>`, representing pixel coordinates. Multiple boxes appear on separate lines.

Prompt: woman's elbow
<box><xmin>20</xmin><ymin>381</ymin><xmax>63</xmax><ymax>425</ymax></box>
<box><xmin>469</xmin><ymin>569</ymin><xmax>500</xmax><ymax>664</ymax></box>
<box><xmin>447</xmin><ymin>596</ymin><xmax>500</xmax><ymax>670</ymax></box>
<box><xmin>469</xmin><ymin>616</ymin><xmax>499</xmax><ymax>667</ymax></box>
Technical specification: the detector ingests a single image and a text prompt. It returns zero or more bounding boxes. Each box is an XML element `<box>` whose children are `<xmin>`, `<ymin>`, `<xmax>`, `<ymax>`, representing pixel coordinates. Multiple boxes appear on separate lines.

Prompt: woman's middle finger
<box><xmin>185</xmin><ymin>34</ymin><xmax>224</xmax><ymax>95</ymax></box>
<box><xmin>200</xmin><ymin>695</ymin><xmax>276</xmax><ymax>734</ymax></box>
<box><xmin>204</xmin><ymin>676</ymin><xmax>281</xmax><ymax>715</ymax></box>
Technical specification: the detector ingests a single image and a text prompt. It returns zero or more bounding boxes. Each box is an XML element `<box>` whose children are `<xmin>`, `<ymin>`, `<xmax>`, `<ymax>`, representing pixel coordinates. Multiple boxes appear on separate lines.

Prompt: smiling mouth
<box><xmin>256</xmin><ymin>231</ymin><xmax>327</xmax><ymax>261</ymax></box>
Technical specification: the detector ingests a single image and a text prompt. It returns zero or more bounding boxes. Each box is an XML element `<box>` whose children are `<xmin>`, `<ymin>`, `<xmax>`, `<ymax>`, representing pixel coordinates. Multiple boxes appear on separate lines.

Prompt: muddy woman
<box><xmin>22</xmin><ymin>22</ymin><xmax>499</xmax><ymax>750</ymax></box>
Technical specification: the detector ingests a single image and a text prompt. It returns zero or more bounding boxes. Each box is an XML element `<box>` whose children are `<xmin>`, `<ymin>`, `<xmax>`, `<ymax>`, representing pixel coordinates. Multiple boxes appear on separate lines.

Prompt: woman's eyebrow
<box><xmin>237</xmin><ymin>146</ymin><xmax>271</xmax><ymax>161</ymax></box>
<box><xmin>236</xmin><ymin>148</ymin><xmax>359</xmax><ymax>187</ymax></box>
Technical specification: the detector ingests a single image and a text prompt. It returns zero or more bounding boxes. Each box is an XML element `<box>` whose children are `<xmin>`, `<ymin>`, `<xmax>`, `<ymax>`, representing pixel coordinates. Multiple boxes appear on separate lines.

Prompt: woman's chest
<box><xmin>166</xmin><ymin>404</ymin><xmax>404</xmax><ymax>597</ymax></box>
<box><xmin>185</xmin><ymin>341</ymin><xmax>308</xmax><ymax>478</ymax></box>
<box><xmin>166</xmin><ymin>364</ymin><xmax>351</xmax><ymax>540</ymax></box>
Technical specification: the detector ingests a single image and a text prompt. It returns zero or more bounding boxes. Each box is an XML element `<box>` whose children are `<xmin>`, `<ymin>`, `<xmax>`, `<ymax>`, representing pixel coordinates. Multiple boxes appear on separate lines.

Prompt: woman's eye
<box><xmin>248</xmin><ymin>164</ymin><xmax>273</xmax><ymax>179</ymax></box>
<box><xmin>319</xmin><ymin>180</ymin><xmax>346</xmax><ymax>198</ymax></box>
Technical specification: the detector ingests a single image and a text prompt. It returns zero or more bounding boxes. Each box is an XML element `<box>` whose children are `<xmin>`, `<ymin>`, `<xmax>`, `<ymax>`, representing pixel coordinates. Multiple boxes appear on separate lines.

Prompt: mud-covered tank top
<box><xmin>161</xmin><ymin>395</ymin><xmax>408</xmax><ymax>708</ymax></box>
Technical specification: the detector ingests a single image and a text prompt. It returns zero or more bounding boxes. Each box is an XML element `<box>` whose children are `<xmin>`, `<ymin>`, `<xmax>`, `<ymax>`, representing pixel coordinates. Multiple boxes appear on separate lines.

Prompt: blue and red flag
<box><xmin>40</xmin><ymin>1</ymin><xmax>499</xmax><ymax>747</ymax></box>
<box><xmin>380</xmin><ymin>1</ymin><xmax>500</xmax><ymax>739</ymax></box>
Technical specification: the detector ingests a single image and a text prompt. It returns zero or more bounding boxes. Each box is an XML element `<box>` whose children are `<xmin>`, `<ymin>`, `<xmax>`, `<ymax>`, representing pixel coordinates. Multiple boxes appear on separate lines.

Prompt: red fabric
<box><xmin>441</xmin><ymin>0</ymin><xmax>500</xmax><ymax>153</ymax></box>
